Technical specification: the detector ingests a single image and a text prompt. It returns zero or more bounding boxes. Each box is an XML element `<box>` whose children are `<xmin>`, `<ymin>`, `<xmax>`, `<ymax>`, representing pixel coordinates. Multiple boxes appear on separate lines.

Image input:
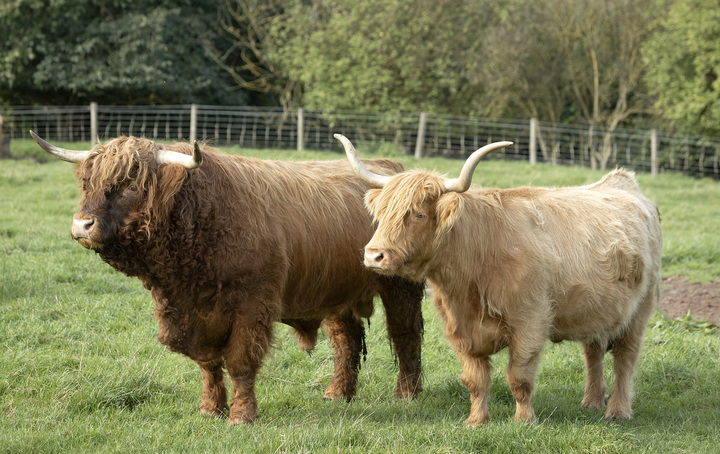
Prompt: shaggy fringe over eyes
<box><xmin>83</xmin><ymin>137</ymin><xmax>156</xmax><ymax>193</ymax></box>
<box><xmin>371</xmin><ymin>171</ymin><xmax>446</xmax><ymax>239</ymax></box>
<box><xmin>76</xmin><ymin>136</ymin><xmax>188</xmax><ymax>232</ymax></box>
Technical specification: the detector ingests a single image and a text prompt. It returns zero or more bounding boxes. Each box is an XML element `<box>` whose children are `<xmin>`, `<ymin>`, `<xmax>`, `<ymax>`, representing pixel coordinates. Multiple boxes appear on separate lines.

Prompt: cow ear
<box><xmin>364</xmin><ymin>188</ymin><xmax>382</xmax><ymax>216</ymax></box>
<box><xmin>436</xmin><ymin>192</ymin><xmax>464</xmax><ymax>235</ymax></box>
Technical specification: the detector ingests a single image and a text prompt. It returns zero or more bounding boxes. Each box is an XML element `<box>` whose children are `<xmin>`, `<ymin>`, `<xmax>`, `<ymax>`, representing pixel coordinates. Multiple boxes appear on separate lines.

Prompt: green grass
<box><xmin>1</xmin><ymin>140</ymin><xmax>719</xmax><ymax>453</ymax></box>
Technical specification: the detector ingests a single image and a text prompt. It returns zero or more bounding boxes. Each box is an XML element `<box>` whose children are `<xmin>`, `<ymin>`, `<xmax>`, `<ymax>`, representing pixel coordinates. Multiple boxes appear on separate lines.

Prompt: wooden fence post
<box><xmin>297</xmin><ymin>107</ymin><xmax>304</xmax><ymax>151</ymax></box>
<box><xmin>190</xmin><ymin>104</ymin><xmax>197</xmax><ymax>142</ymax></box>
<box><xmin>529</xmin><ymin>118</ymin><xmax>537</xmax><ymax>165</ymax></box>
<box><xmin>651</xmin><ymin>129</ymin><xmax>658</xmax><ymax>177</ymax></box>
<box><xmin>90</xmin><ymin>102</ymin><xmax>98</xmax><ymax>146</ymax></box>
<box><xmin>414</xmin><ymin>112</ymin><xmax>427</xmax><ymax>159</ymax></box>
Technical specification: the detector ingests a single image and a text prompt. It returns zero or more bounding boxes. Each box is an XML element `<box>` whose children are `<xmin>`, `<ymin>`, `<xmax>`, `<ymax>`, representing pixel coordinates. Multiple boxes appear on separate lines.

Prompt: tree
<box><xmin>480</xmin><ymin>1</ymin><xmax>567</xmax><ymax>122</ymax></box>
<box><xmin>481</xmin><ymin>0</ymin><xmax>660</xmax><ymax>169</ymax></box>
<box><xmin>0</xmin><ymin>0</ymin><xmax>245</xmax><ymax>105</ymax></box>
<box><xmin>643</xmin><ymin>0</ymin><xmax>720</xmax><ymax>136</ymax></box>
<box><xmin>202</xmin><ymin>0</ymin><xmax>293</xmax><ymax>107</ymax></box>
<box><xmin>267</xmin><ymin>0</ymin><xmax>487</xmax><ymax>114</ymax></box>
<box><xmin>558</xmin><ymin>0</ymin><xmax>661</xmax><ymax>169</ymax></box>
<box><xmin>479</xmin><ymin>1</ymin><xmax>572</xmax><ymax>163</ymax></box>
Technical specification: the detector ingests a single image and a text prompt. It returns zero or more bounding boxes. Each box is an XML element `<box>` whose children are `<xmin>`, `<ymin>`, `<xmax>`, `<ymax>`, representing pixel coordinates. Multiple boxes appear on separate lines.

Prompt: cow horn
<box><xmin>334</xmin><ymin>134</ymin><xmax>391</xmax><ymax>188</ymax></box>
<box><xmin>443</xmin><ymin>141</ymin><xmax>514</xmax><ymax>193</ymax></box>
<box><xmin>156</xmin><ymin>141</ymin><xmax>203</xmax><ymax>169</ymax></box>
<box><xmin>30</xmin><ymin>130</ymin><xmax>93</xmax><ymax>163</ymax></box>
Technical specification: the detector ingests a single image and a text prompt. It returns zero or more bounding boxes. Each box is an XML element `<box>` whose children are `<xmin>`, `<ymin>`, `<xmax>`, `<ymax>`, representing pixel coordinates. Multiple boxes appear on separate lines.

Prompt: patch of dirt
<box><xmin>660</xmin><ymin>276</ymin><xmax>720</xmax><ymax>326</ymax></box>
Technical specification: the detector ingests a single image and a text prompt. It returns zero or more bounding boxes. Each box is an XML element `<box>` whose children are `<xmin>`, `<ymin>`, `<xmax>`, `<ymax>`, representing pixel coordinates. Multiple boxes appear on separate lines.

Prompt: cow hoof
<box><xmin>199</xmin><ymin>405</ymin><xmax>228</xmax><ymax>419</ymax></box>
<box><xmin>200</xmin><ymin>409</ymin><xmax>227</xmax><ymax>419</ymax></box>
<box><xmin>227</xmin><ymin>412</ymin><xmax>256</xmax><ymax>426</ymax></box>
<box><xmin>513</xmin><ymin>409</ymin><xmax>538</xmax><ymax>425</ymax></box>
<box><xmin>323</xmin><ymin>387</ymin><xmax>354</xmax><ymax>402</ymax></box>
<box><xmin>227</xmin><ymin>417</ymin><xmax>255</xmax><ymax>426</ymax></box>
<box><xmin>394</xmin><ymin>381</ymin><xmax>423</xmax><ymax>399</ymax></box>
<box><xmin>604</xmin><ymin>409</ymin><xmax>632</xmax><ymax>420</ymax></box>
<box><xmin>514</xmin><ymin>414</ymin><xmax>539</xmax><ymax>425</ymax></box>
<box><xmin>322</xmin><ymin>391</ymin><xmax>341</xmax><ymax>401</ymax></box>
<box><xmin>581</xmin><ymin>397</ymin><xmax>606</xmax><ymax>411</ymax></box>
<box><xmin>322</xmin><ymin>394</ymin><xmax>354</xmax><ymax>402</ymax></box>
<box><xmin>393</xmin><ymin>389</ymin><xmax>418</xmax><ymax>400</ymax></box>
<box><xmin>605</xmin><ymin>395</ymin><xmax>632</xmax><ymax>420</ymax></box>
<box><xmin>464</xmin><ymin>415</ymin><xmax>490</xmax><ymax>427</ymax></box>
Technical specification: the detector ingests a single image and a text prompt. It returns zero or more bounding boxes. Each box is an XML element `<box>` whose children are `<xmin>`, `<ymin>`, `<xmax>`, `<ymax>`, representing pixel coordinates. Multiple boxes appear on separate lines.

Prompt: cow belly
<box><xmin>550</xmin><ymin>284</ymin><xmax>644</xmax><ymax>341</ymax></box>
<box><xmin>280</xmin><ymin>268</ymin><xmax>375</xmax><ymax>320</ymax></box>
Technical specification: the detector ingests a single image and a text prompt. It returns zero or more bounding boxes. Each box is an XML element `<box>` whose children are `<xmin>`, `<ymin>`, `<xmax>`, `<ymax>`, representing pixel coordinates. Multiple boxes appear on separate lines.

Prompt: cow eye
<box><xmin>416</xmin><ymin>212</ymin><xmax>427</xmax><ymax>220</ymax></box>
<box><xmin>128</xmin><ymin>185</ymin><xmax>138</xmax><ymax>192</ymax></box>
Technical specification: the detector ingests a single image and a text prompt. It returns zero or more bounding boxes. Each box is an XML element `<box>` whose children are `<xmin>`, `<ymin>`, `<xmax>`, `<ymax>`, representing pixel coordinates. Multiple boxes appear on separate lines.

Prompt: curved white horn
<box><xmin>30</xmin><ymin>130</ymin><xmax>92</xmax><ymax>163</ymax></box>
<box><xmin>334</xmin><ymin>134</ymin><xmax>391</xmax><ymax>188</ymax></box>
<box><xmin>443</xmin><ymin>141</ymin><xmax>514</xmax><ymax>193</ymax></box>
<box><xmin>156</xmin><ymin>141</ymin><xmax>203</xmax><ymax>169</ymax></box>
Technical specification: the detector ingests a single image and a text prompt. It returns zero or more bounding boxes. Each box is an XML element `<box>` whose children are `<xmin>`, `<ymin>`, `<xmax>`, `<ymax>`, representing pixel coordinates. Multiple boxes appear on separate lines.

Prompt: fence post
<box><xmin>414</xmin><ymin>112</ymin><xmax>427</xmax><ymax>159</ymax></box>
<box><xmin>529</xmin><ymin>118</ymin><xmax>537</xmax><ymax>165</ymax></box>
<box><xmin>651</xmin><ymin>129</ymin><xmax>658</xmax><ymax>177</ymax></box>
<box><xmin>90</xmin><ymin>102</ymin><xmax>98</xmax><ymax>146</ymax></box>
<box><xmin>190</xmin><ymin>104</ymin><xmax>197</xmax><ymax>142</ymax></box>
<box><xmin>297</xmin><ymin>107</ymin><xmax>304</xmax><ymax>151</ymax></box>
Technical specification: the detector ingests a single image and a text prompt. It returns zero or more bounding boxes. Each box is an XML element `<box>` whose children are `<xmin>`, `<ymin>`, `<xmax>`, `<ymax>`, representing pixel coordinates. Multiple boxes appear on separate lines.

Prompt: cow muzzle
<box><xmin>364</xmin><ymin>248</ymin><xmax>395</xmax><ymax>272</ymax></box>
<box><xmin>71</xmin><ymin>215</ymin><xmax>96</xmax><ymax>249</ymax></box>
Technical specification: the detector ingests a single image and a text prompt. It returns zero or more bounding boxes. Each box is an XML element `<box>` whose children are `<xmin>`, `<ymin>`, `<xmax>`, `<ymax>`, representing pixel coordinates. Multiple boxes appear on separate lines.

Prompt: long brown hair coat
<box><xmin>66</xmin><ymin>136</ymin><xmax>424</xmax><ymax>425</ymax></box>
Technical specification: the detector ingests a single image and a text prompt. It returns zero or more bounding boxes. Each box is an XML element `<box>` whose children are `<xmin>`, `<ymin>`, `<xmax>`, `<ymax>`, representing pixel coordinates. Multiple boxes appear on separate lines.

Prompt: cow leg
<box><xmin>458</xmin><ymin>353</ymin><xmax>492</xmax><ymax>426</ymax></box>
<box><xmin>323</xmin><ymin>312</ymin><xmax>364</xmax><ymax>401</ymax></box>
<box><xmin>505</xmin><ymin>354</ymin><xmax>541</xmax><ymax>423</ymax></box>
<box><xmin>505</xmin><ymin>326</ymin><xmax>546</xmax><ymax>423</ymax></box>
<box><xmin>224</xmin><ymin>312</ymin><xmax>274</xmax><ymax>425</ymax></box>
<box><xmin>197</xmin><ymin>358</ymin><xmax>228</xmax><ymax>417</ymax></box>
<box><xmin>605</xmin><ymin>291</ymin><xmax>656</xmax><ymax>420</ymax></box>
<box><xmin>581</xmin><ymin>339</ymin><xmax>608</xmax><ymax>410</ymax></box>
<box><xmin>378</xmin><ymin>276</ymin><xmax>424</xmax><ymax>398</ymax></box>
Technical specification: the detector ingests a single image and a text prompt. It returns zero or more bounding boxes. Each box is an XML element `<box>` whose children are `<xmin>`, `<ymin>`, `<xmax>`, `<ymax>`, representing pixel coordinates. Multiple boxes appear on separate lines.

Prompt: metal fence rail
<box><xmin>2</xmin><ymin>104</ymin><xmax>719</xmax><ymax>179</ymax></box>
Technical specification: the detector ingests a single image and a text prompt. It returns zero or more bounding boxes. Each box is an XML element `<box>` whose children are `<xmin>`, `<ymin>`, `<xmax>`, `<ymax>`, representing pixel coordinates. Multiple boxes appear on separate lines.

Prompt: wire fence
<box><xmin>2</xmin><ymin>104</ymin><xmax>719</xmax><ymax>179</ymax></box>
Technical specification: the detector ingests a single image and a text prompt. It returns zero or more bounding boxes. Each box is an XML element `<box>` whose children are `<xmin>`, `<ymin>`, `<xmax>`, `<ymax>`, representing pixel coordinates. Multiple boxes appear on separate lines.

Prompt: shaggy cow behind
<box><xmin>32</xmin><ymin>132</ymin><xmax>424</xmax><ymax>425</ymax></box>
<box><xmin>337</xmin><ymin>134</ymin><xmax>662</xmax><ymax>426</ymax></box>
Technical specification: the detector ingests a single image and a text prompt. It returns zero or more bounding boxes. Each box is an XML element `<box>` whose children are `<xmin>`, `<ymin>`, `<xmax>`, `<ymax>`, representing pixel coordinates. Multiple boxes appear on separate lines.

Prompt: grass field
<box><xmin>1</xmin><ymin>139</ymin><xmax>719</xmax><ymax>453</ymax></box>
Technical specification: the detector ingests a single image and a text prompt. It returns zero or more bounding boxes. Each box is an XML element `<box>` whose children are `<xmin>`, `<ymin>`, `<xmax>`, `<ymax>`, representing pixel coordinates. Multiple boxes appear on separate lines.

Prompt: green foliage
<box><xmin>0</xmin><ymin>0</ymin><xmax>245</xmax><ymax>105</ymax></box>
<box><xmin>1</xmin><ymin>144</ymin><xmax>720</xmax><ymax>452</ymax></box>
<box><xmin>5</xmin><ymin>0</ymin><xmax>720</xmax><ymax>141</ymax></box>
<box><xmin>655</xmin><ymin>310</ymin><xmax>719</xmax><ymax>334</ymax></box>
<box><xmin>264</xmin><ymin>0</ymin><xmax>666</xmax><ymax>127</ymax></box>
<box><xmin>643</xmin><ymin>0</ymin><xmax>720</xmax><ymax>136</ymax></box>
<box><xmin>479</xmin><ymin>0</ymin><xmax>569</xmax><ymax>121</ymax></box>
<box><xmin>269</xmin><ymin>0</ymin><xmax>487</xmax><ymax>115</ymax></box>
<box><xmin>483</xmin><ymin>0</ymin><xmax>661</xmax><ymax>132</ymax></box>
<box><xmin>203</xmin><ymin>0</ymin><xmax>288</xmax><ymax>106</ymax></box>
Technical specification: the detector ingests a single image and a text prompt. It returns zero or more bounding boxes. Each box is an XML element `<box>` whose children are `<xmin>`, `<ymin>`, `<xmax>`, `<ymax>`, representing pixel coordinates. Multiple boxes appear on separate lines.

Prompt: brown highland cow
<box><xmin>32</xmin><ymin>132</ymin><xmax>424</xmax><ymax>425</ymax></box>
